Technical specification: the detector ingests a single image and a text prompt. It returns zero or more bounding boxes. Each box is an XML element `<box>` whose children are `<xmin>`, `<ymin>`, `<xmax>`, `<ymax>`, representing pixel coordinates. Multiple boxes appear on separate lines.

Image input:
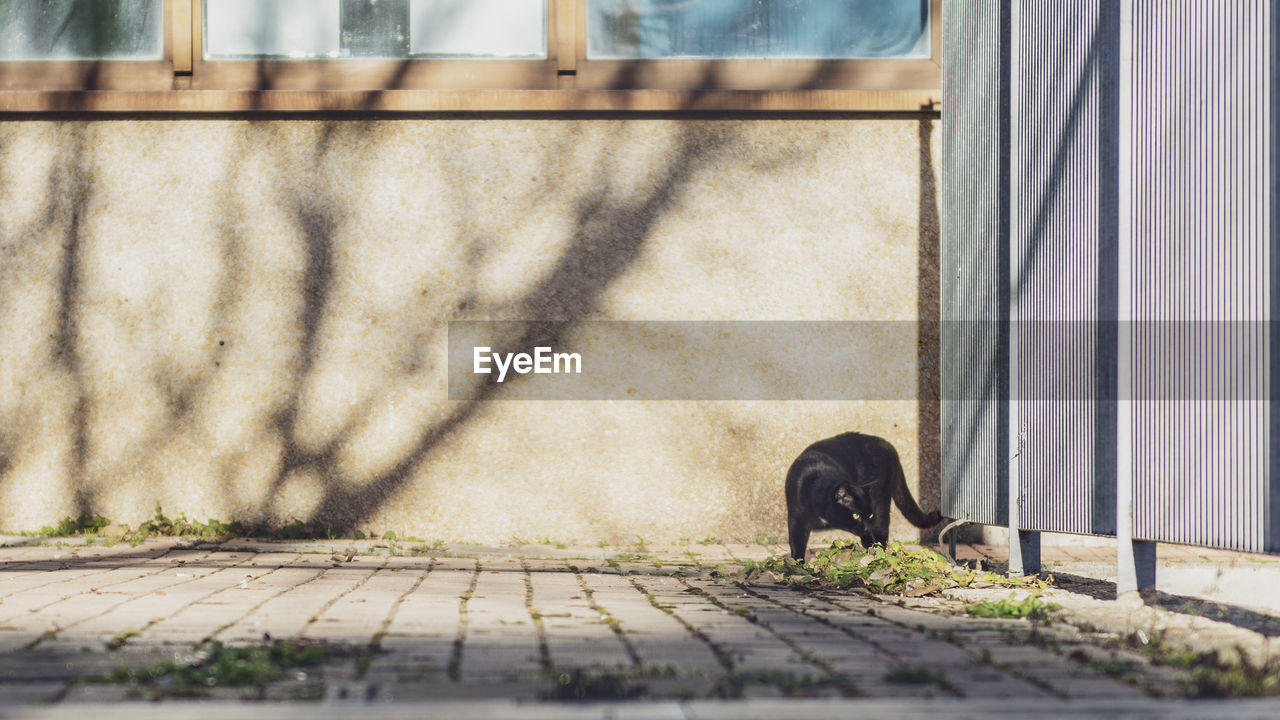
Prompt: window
<box><xmin>587</xmin><ymin>0</ymin><xmax>930</xmax><ymax>60</ymax></box>
<box><xmin>0</xmin><ymin>0</ymin><xmax>940</xmax><ymax>111</ymax></box>
<box><xmin>0</xmin><ymin>0</ymin><xmax>173</xmax><ymax>91</ymax></box>
<box><xmin>0</xmin><ymin>0</ymin><xmax>164</xmax><ymax>59</ymax></box>
<box><xmin>575</xmin><ymin>0</ymin><xmax>939</xmax><ymax>93</ymax></box>
<box><xmin>203</xmin><ymin>0</ymin><xmax>547</xmax><ymax>59</ymax></box>
<box><xmin>192</xmin><ymin>0</ymin><xmax>558</xmax><ymax>91</ymax></box>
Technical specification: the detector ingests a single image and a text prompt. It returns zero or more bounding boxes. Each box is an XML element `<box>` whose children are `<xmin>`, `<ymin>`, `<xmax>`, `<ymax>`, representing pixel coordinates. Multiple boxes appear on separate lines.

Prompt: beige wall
<box><xmin>0</xmin><ymin>118</ymin><xmax>940</xmax><ymax>544</ymax></box>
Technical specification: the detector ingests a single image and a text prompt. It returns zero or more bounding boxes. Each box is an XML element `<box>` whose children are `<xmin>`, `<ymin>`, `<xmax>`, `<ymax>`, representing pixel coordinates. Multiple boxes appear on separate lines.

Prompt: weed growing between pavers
<box><xmin>14</xmin><ymin>503</ymin><xmax>432</xmax><ymax>546</ymax></box>
<box><xmin>37</xmin><ymin>514</ymin><xmax>110</xmax><ymax>536</ymax></box>
<box><xmin>1127</xmin><ymin>634</ymin><xmax>1280</xmax><ymax>698</ymax></box>
<box><xmin>20</xmin><ymin>503</ymin><xmax>245</xmax><ymax>546</ymax></box>
<box><xmin>543</xmin><ymin>667</ymin><xmax>853</xmax><ymax>701</ymax></box>
<box><xmin>883</xmin><ymin>665</ymin><xmax>947</xmax><ymax>686</ymax></box>
<box><xmin>740</xmin><ymin>540</ymin><xmax>1052</xmax><ymax>596</ymax></box>
<box><xmin>1054</xmin><ymin>629</ymin><xmax>1280</xmax><ymax>698</ymax></box>
<box><xmin>544</xmin><ymin>669</ymin><xmax>647</xmax><ymax>701</ymax></box>
<box><xmin>446</xmin><ymin>560</ymin><xmax>481</xmax><ymax>682</ymax></box>
<box><xmin>1183</xmin><ymin>657</ymin><xmax>1280</xmax><ymax>697</ymax></box>
<box><xmin>611</xmin><ymin>552</ymin><xmax>655</xmax><ymax>564</ymax></box>
<box><xmin>87</xmin><ymin>640</ymin><xmax>346</xmax><ymax>699</ymax></box>
<box><xmin>410</xmin><ymin>539</ymin><xmax>447</xmax><ymax>554</ymax></box>
<box><xmin>719</xmin><ymin>670</ymin><xmax>856</xmax><ymax>698</ymax></box>
<box><xmin>130</xmin><ymin>504</ymin><xmax>247</xmax><ymax>543</ymax></box>
<box><xmin>967</xmin><ymin>593</ymin><xmax>1062</xmax><ymax>622</ymax></box>
<box><xmin>1067</xmin><ymin>650</ymin><xmax>1146</xmax><ymax>687</ymax></box>
<box><xmin>105</xmin><ymin>629</ymin><xmax>142</xmax><ymax>651</ymax></box>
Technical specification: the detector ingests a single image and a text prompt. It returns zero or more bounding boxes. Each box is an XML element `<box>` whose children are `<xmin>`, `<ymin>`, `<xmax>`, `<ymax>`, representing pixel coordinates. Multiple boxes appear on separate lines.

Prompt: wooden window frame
<box><xmin>0</xmin><ymin>0</ymin><xmax>941</xmax><ymax>112</ymax></box>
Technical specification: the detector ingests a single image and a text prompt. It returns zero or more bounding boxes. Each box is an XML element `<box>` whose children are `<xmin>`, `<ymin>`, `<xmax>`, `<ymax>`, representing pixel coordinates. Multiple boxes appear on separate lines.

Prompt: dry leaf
<box><xmin>867</xmin><ymin>568</ymin><xmax>896</xmax><ymax>584</ymax></box>
<box><xmin>904</xmin><ymin>582</ymin><xmax>947</xmax><ymax>598</ymax></box>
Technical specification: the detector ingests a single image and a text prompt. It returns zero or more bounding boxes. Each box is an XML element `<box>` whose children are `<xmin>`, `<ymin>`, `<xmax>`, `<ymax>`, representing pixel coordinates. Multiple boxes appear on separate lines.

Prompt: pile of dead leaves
<box><xmin>740</xmin><ymin>540</ymin><xmax>1051</xmax><ymax>597</ymax></box>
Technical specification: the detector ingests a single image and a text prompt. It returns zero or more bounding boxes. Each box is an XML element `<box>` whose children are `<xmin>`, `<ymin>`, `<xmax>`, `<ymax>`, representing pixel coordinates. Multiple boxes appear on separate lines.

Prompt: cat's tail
<box><xmin>890</xmin><ymin>455</ymin><xmax>942</xmax><ymax>529</ymax></box>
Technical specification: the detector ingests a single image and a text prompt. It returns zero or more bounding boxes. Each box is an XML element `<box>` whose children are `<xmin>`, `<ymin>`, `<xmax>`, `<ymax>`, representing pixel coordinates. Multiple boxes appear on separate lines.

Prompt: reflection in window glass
<box><xmin>588</xmin><ymin>0</ymin><xmax>930</xmax><ymax>59</ymax></box>
<box><xmin>0</xmin><ymin>0</ymin><xmax>163</xmax><ymax>60</ymax></box>
<box><xmin>204</xmin><ymin>0</ymin><xmax>545</xmax><ymax>59</ymax></box>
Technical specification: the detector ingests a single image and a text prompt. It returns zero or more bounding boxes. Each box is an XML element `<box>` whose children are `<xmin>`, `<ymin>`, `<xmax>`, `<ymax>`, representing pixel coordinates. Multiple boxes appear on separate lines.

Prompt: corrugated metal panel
<box><xmin>1272</xmin><ymin>0</ymin><xmax>1280</xmax><ymax>554</ymax></box>
<box><xmin>941</xmin><ymin>0</ymin><xmax>1007</xmax><ymax>527</ymax></box>
<box><xmin>941</xmin><ymin>0</ymin><xmax>1278</xmax><ymax>553</ymax></box>
<box><xmin>1129</xmin><ymin>0</ymin><xmax>1274</xmax><ymax>552</ymax></box>
<box><xmin>1011</xmin><ymin>0</ymin><xmax>1116</xmax><ymax>536</ymax></box>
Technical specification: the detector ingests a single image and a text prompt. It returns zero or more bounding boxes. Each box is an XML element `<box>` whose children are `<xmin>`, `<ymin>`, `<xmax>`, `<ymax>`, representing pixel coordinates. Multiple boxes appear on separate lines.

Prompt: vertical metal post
<box><xmin>1268</xmin><ymin>0</ymin><xmax>1280</xmax><ymax>555</ymax></box>
<box><xmin>1005</xmin><ymin>0</ymin><xmax>1040</xmax><ymax>577</ymax></box>
<box><xmin>1115</xmin><ymin>0</ymin><xmax>1156</xmax><ymax>596</ymax></box>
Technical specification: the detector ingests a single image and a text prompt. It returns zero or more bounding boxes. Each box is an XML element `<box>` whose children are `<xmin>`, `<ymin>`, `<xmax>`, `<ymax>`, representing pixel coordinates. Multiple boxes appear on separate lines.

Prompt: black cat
<box><xmin>785</xmin><ymin>432</ymin><xmax>942</xmax><ymax>560</ymax></box>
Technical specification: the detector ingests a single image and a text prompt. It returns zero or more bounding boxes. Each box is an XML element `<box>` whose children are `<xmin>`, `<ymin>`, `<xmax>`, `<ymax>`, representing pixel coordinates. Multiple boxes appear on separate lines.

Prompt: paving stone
<box><xmin>0</xmin><ymin>681</ymin><xmax>65</xmax><ymax>705</ymax></box>
<box><xmin>0</xmin><ymin>540</ymin><xmax>1274</xmax><ymax>712</ymax></box>
<box><xmin>941</xmin><ymin>665</ymin><xmax>1051</xmax><ymax>699</ymax></box>
<box><xmin>529</xmin><ymin>568</ymin><xmax>632</xmax><ymax>670</ymax></box>
<box><xmin>58</xmin><ymin>684</ymin><xmax>139</xmax><ymax>702</ymax></box>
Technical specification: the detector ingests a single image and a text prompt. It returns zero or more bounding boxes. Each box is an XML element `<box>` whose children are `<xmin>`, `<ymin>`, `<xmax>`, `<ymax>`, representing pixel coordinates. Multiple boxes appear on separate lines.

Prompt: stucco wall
<box><xmin>0</xmin><ymin>118</ymin><xmax>941</xmax><ymax>543</ymax></box>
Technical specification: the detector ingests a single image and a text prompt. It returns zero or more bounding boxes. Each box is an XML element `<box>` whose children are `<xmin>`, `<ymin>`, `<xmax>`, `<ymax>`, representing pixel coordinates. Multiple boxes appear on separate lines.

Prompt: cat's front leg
<box><xmin>787</xmin><ymin>515</ymin><xmax>811</xmax><ymax>561</ymax></box>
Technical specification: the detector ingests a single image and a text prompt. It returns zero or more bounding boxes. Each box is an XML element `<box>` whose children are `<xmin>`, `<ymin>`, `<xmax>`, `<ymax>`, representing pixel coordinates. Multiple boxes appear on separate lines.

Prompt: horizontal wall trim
<box><xmin>0</xmin><ymin>89</ymin><xmax>941</xmax><ymax>114</ymax></box>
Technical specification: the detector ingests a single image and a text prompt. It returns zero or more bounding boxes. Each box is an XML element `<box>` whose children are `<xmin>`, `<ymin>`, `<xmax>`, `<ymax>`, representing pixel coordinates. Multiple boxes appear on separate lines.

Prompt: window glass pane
<box><xmin>588</xmin><ymin>0</ymin><xmax>930</xmax><ymax>59</ymax></box>
<box><xmin>409</xmin><ymin>0</ymin><xmax>544</xmax><ymax>58</ymax></box>
<box><xmin>0</xmin><ymin>0</ymin><xmax>163</xmax><ymax>60</ymax></box>
<box><xmin>206</xmin><ymin>0</ymin><xmax>343</xmax><ymax>58</ymax></box>
<box><xmin>204</xmin><ymin>0</ymin><xmax>546</xmax><ymax>59</ymax></box>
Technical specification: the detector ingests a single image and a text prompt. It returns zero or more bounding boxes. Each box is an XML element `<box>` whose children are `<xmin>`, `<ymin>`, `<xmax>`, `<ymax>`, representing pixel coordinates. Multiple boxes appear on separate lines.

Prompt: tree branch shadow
<box><xmin>52</xmin><ymin>126</ymin><xmax>94</xmax><ymax>519</ymax></box>
<box><xmin>917</xmin><ymin>113</ymin><xmax>941</xmax><ymax>542</ymax></box>
<box><xmin>0</xmin><ymin>26</ymin><xmax>949</xmax><ymax>544</ymax></box>
<box><xmin>303</xmin><ymin>124</ymin><xmax>732</xmax><ymax>529</ymax></box>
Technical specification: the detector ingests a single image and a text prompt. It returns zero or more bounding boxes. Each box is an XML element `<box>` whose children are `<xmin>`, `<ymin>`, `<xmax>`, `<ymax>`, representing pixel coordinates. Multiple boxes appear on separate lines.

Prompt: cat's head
<box><xmin>833</xmin><ymin>483</ymin><xmax>873</xmax><ymax>528</ymax></box>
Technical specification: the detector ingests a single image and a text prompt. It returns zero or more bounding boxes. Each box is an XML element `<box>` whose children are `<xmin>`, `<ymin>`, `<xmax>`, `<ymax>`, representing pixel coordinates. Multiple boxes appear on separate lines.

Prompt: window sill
<box><xmin>0</xmin><ymin>88</ymin><xmax>941</xmax><ymax>114</ymax></box>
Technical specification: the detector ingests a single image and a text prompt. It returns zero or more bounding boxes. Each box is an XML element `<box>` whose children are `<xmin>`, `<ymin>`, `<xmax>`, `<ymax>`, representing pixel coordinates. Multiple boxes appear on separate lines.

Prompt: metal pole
<box><xmin>1115</xmin><ymin>0</ymin><xmax>1157</xmax><ymax>597</ymax></box>
<box><xmin>1006</xmin><ymin>0</ymin><xmax>1040</xmax><ymax>577</ymax></box>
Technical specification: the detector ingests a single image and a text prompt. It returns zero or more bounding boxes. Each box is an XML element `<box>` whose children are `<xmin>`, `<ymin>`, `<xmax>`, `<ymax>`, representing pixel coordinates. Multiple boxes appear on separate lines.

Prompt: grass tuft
<box><xmin>966</xmin><ymin>592</ymin><xmax>1061</xmax><ymax>622</ymax></box>
<box><xmin>90</xmin><ymin>639</ymin><xmax>337</xmax><ymax>697</ymax></box>
<box><xmin>741</xmin><ymin>540</ymin><xmax>1052</xmax><ymax>597</ymax></box>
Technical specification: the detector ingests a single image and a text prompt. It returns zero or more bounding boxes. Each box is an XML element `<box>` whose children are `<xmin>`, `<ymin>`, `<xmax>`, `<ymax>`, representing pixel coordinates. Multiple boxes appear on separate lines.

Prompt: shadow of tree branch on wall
<box><xmin>917</xmin><ymin>114</ymin><xmax>941</xmax><ymax>542</ymax></box>
<box><xmin>271</xmin><ymin>134</ymin><xmax>347</xmax><ymax>490</ymax></box>
<box><xmin>52</xmin><ymin>127</ymin><xmax>94</xmax><ymax>519</ymax></box>
<box><xmin>0</xmin><ymin>48</ymin><xmax>937</xmax><ymax>542</ymax></box>
<box><xmin>301</xmin><ymin>124</ymin><xmax>733</xmax><ymax>530</ymax></box>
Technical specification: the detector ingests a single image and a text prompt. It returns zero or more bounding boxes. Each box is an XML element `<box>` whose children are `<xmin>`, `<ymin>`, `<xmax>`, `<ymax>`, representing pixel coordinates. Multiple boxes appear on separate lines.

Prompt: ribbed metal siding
<box><xmin>941</xmin><ymin>0</ymin><xmax>1007</xmax><ymax>527</ymax></box>
<box><xmin>1129</xmin><ymin>0</ymin><xmax>1275</xmax><ymax>552</ymax></box>
<box><xmin>1011</xmin><ymin>0</ymin><xmax>1117</xmax><ymax>536</ymax></box>
<box><xmin>942</xmin><ymin>0</ymin><xmax>1279</xmax><ymax>552</ymax></box>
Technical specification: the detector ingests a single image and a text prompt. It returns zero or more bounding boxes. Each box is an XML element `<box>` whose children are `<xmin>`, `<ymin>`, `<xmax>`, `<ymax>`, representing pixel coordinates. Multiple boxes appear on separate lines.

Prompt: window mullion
<box><xmin>170</xmin><ymin>0</ymin><xmax>194</xmax><ymax>75</ymax></box>
<box><xmin>556</xmin><ymin>0</ymin><xmax>578</xmax><ymax>82</ymax></box>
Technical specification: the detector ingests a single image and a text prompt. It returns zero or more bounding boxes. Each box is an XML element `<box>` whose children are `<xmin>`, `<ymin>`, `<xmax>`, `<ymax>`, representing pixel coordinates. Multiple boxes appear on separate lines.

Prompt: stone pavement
<box><xmin>0</xmin><ymin>537</ymin><xmax>1278</xmax><ymax>718</ymax></box>
<box><xmin>960</xmin><ymin>539</ymin><xmax>1280</xmax><ymax>615</ymax></box>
